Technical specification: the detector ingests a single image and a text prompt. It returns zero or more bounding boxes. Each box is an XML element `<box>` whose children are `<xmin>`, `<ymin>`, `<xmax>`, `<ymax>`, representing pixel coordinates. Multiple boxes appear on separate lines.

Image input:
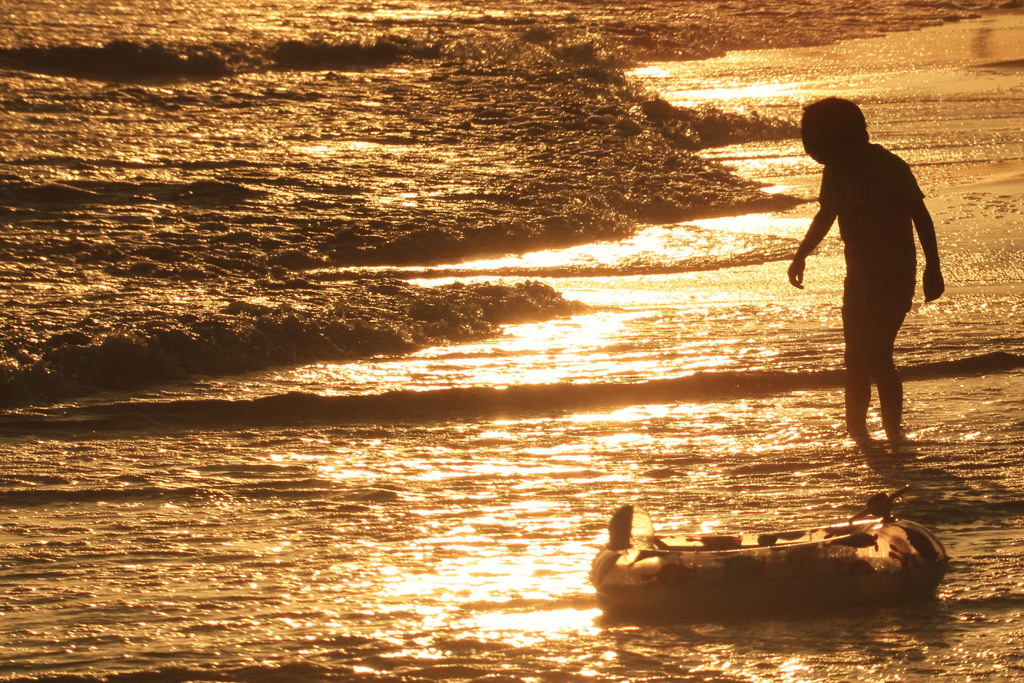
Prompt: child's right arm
<box><xmin>787</xmin><ymin>208</ymin><xmax>837</xmax><ymax>289</ymax></box>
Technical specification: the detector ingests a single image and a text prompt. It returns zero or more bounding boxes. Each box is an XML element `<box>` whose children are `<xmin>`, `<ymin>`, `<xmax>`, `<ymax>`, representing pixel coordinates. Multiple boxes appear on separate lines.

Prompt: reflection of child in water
<box><xmin>788</xmin><ymin>98</ymin><xmax>944</xmax><ymax>441</ymax></box>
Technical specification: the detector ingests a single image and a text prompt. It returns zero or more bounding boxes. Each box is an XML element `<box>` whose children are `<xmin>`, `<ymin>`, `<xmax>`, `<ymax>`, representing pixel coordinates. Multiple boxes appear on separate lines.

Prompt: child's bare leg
<box><xmin>844</xmin><ymin>287</ymin><xmax>910</xmax><ymax>440</ymax></box>
<box><xmin>875</xmin><ymin>364</ymin><xmax>903</xmax><ymax>439</ymax></box>
<box><xmin>842</xmin><ymin>307</ymin><xmax>872</xmax><ymax>438</ymax></box>
<box><xmin>843</xmin><ymin>358</ymin><xmax>868</xmax><ymax>438</ymax></box>
<box><xmin>870</xmin><ymin>306</ymin><xmax>909</xmax><ymax>440</ymax></box>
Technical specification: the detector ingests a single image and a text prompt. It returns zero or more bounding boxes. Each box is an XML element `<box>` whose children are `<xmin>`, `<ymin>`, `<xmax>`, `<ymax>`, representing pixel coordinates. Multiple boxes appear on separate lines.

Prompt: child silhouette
<box><xmin>788</xmin><ymin>98</ymin><xmax>944</xmax><ymax>441</ymax></box>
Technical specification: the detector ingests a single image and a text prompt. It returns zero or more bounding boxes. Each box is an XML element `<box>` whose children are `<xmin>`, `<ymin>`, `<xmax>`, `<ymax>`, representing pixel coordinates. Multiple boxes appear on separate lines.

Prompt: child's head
<box><xmin>801</xmin><ymin>98</ymin><xmax>869</xmax><ymax>166</ymax></box>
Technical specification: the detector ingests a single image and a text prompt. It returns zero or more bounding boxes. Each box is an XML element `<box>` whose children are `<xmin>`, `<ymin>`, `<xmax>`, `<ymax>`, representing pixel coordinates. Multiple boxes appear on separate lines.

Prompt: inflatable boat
<box><xmin>590</xmin><ymin>488</ymin><xmax>948</xmax><ymax>619</ymax></box>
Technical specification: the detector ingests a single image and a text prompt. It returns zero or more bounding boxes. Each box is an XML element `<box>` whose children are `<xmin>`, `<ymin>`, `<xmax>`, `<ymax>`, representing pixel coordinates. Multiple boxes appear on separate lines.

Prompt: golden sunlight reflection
<box><xmin>292</xmin><ymin>144</ymin><xmax>332</xmax><ymax>156</ymax></box>
<box><xmin>681</xmin><ymin>82</ymin><xmax>800</xmax><ymax>106</ymax></box>
<box><xmin>434</xmin><ymin>222</ymin><xmax>715</xmax><ymax>272</ymax></box>
<box><xmin>700</xmin><ymin>147</ymin><xmax>818</xmax><ymax>194</ymax></box>
<box><xmin>463</xmin><ymin>608</ymin><xmax>603</xmax><ymax>641</ymax></box>
<box><xmin>628</xmin><ymin>58</ymin><xmax>808</xmax><ymax>110</ymax></box>
<box><xmin>287</xmin><ymin>311</ymin><xmax>638</xmax><ymax>393</ymax></box>
<box><xmin>370</xmin><ymin>535</ymin><xmax>599</xmax><ymax>644</ymax></box>
<box><xmin>689</xmin><ymin>213</ymin><xmax>806</xmax><ymax>236</ymax></box>
<box><xmin>316</xmin><ymin>212</ymin><xmax>806</xmax><ymax>279</ymax></box>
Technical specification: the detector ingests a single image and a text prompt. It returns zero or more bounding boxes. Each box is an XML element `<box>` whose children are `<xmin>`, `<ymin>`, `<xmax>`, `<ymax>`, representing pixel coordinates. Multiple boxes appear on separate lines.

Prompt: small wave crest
<box><xmin>269</xmin><ymin>35</ymin><xmax>439</xmax><ymax>71</ymax></box>
<box><xmin>0</xmin><ymin>40</ymin><xmax>235</xmax><ymax>80</ymax></box>
<box><xmin>0</xmin><ymin>485</ymin><xmax>209</xmax><ymax>508</ymax></box>
<box><xmin>0</xmin><ymin>178</ymin><xmax>266</xmax><ymax>209</ymax></box>
<box><xmin>5</xmin><ymin>352</ymin><xmax>1021</xmax><ymax>433</ymax></box>
<box><xmin>0</xmin><ymin>35</ymin><xmax>439</xmax><ymax>81</ymax></box>
<box><xmin>0</xmin><ymin>280</ymin><xmax>582</xmax><ymax>409</ymax></box>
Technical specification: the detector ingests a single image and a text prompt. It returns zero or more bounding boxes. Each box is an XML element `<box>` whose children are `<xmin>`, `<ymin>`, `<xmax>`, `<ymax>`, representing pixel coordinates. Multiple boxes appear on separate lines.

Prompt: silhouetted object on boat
<box><xmin>850</xmin><ymin>484</ymin><xmax>911</xmax><ymax>523</ymax></box>
<box><xmin>787</xmin><ymin>98</ymin><xmax>945</xmax><ymax>441</ymax></box>
<box><xmin>590</xmin><ymin>488</ymin><xmax>948</xmax><ymax>620</ymax></box>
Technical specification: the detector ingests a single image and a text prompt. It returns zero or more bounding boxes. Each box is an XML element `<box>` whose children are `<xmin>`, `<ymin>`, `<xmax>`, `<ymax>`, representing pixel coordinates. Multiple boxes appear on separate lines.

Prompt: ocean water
<box><xmin>2</xmin><ymin>2</ymin><xmax>1024</xmax><ymax>682</ymax></box>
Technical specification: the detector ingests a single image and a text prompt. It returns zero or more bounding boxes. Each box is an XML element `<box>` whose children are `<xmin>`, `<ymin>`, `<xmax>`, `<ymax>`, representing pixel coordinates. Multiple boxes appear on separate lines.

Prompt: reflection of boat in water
<box><xmin>590</xmin><ymin>488</ymin><xmax>949</xmax><ymax>619</ymax></box>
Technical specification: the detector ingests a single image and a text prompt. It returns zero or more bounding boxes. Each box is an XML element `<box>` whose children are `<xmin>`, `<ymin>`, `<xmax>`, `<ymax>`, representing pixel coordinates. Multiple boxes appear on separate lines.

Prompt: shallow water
<box><xmin>3</xmin><ymin>4</ymin><xmax>1024</xmax><ymax>683</ymax></box>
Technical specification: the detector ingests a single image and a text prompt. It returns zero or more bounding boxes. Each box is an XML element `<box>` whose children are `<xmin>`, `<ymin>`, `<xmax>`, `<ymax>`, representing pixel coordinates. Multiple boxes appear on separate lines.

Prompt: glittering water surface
<box><xmin>2</xmin><ymin>5</ymin><xmax>1024</xmax><ymax>683</ymax></box>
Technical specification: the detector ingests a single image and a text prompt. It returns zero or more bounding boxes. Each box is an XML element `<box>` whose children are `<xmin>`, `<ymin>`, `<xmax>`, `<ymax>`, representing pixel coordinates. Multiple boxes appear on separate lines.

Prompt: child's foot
<box><xmin>884</xmin><ymin>426</ymin><xmax>906</xmax><ymax>443</ymax></box>
<box><xmin>847</xmin><ymin>424</ymin><xmax>871</xmax><ymax>442</ymax></box>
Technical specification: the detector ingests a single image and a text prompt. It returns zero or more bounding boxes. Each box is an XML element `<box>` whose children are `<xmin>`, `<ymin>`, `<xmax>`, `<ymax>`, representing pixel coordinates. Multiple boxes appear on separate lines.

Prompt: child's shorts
<box><xmin>841</xmin><ymin>275</ymin><xmax>914</xmax><ymax>348</ymax></box>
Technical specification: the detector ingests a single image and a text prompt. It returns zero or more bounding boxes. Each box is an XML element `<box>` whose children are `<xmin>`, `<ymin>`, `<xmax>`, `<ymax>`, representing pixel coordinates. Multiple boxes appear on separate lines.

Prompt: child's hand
<box><xmin>924</xmin><ymin>264</ymin><xmax>944</xmax><ymax>301</ymax></box>
<box><xmin>788</xmin><ymin>258</ymin><xmax>805</xmax><ymax>289</ymax></box>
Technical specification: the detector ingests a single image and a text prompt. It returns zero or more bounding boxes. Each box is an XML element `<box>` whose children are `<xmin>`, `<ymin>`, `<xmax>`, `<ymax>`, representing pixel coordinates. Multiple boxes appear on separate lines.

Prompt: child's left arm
<box><xmin>911</xmin><ymin>199</ymin><xmax>944</xmax><ymax>302</ymax></box>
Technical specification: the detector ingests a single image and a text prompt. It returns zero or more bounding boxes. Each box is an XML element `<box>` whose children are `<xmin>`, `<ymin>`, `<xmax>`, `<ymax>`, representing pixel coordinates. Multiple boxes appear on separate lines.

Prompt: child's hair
<box><xmin>801</xmin><ymin>98</ymin><xmax>869</xmax><ymax>165</ymax></box>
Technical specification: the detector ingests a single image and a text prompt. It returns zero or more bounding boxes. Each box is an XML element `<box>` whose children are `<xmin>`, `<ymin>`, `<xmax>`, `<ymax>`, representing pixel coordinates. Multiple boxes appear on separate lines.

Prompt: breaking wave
<box><xmin>0</xmin><ymin>36</ymin><xmax>439</xmax><ymax>81</ymax></box>
<box><xmin>0</xmin><ymin>177</ymin><xmax>267</xmax><ymax>208</ymax></box>
<box><xmin>0</xmin><ymin>279</ymin><xmax>583</xmax><ymax>408</ymax></box>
